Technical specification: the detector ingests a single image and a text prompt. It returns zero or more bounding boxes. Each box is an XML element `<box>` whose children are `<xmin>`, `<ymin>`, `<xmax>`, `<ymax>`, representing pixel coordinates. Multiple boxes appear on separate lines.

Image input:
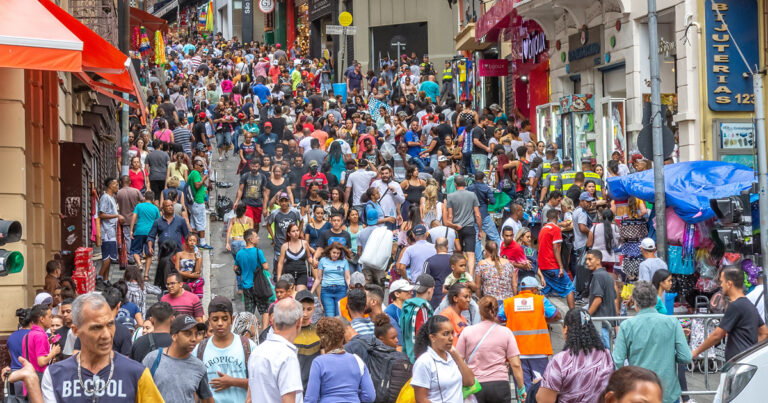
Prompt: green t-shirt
<box><xmin>187</xmin><ymin>170</ymin><xmax>207</xmax><ymax>204</ymax></box>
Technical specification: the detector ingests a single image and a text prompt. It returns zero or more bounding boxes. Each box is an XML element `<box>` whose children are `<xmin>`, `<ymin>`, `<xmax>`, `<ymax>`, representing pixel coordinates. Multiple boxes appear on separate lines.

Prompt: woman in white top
<box><xmin>590</xmin><ymin>209</ymin><xmax>620</xmax><ymax>272</ymax></box>
<box><xmin>420</xmin><ymin>180</ymin><xmax>443</xmax><ymax>226</ymax></box>
<box><xmin>411</xmin><ymin>315</ymin><xmax>475</xmax><ymax>403</ymax></box>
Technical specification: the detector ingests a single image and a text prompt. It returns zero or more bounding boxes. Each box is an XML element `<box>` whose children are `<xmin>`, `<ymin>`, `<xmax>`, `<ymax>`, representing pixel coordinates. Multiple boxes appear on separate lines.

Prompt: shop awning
<box><xmin>39</xmin><ymin>0</ymin><xmax>147</xmax><ymax>122</ymax></box>
<box><xmin>0</xmin><ymin>0</ymin><xmax>83</xmax><ymax>72</ymax></box>
<box><xmin>475</xmin><ymin>0</ymin><xmax>519</xmax><ymax>42</ymax></box>
<box><xmin>131</xmin><ymin>7</ymin><xmax>170</xmax><ymax>34</ymax></box>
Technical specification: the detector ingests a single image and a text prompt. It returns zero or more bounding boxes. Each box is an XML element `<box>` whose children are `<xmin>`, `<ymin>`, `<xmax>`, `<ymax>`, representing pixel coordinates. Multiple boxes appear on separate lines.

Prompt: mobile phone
<box><xmin>50</xmin><ymin>334</ymin><xmax>61</xmax><ymax>344</ymax></box>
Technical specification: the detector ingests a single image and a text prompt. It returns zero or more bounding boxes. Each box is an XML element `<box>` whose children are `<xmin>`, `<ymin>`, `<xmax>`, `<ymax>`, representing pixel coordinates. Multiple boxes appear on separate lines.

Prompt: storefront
<box><xmin>506</xmin><ymin>20</ymin><xmax>549</xmax><ymax>140</ymax></box>
<box><xmin>308</xmin><ymin>0</ymin><xmax>337</xmax><ymax>62</ymax></box>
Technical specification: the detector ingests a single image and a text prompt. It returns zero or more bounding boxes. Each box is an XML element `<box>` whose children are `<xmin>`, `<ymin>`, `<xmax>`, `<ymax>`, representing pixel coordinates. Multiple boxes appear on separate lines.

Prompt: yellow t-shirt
<box><xmin>168</xmin><ymin>163</ymin><xmax>189</xmax><ymax>183</ymax></box>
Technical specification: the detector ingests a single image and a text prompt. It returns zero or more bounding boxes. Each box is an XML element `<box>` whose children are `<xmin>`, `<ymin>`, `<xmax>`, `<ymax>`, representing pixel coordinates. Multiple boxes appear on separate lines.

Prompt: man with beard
<box><xmin>371</xmin><ymin>165</ymin><xmax>405</xmax><ymax>231</ymax></box>
<box><xmin>234</xmin><ymin>160</ymin><xmax>267</xmax><ymax>225</ymax></box>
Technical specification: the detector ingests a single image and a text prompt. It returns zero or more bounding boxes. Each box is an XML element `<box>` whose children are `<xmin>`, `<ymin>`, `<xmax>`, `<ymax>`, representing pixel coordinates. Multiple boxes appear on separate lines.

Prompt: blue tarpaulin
<box><xmin>606</xmin><ymin>161</ymin><xmax>755</xmax><ymax>223</ymax></box>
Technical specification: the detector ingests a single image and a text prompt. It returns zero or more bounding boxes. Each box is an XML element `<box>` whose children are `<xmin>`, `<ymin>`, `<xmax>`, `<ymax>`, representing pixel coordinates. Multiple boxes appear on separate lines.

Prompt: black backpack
<box><xmin>517</xmin><ymin>160</ymin><xmax>531</xmax><ymax>190</ymax></box>
<box><xmin>362</xmin><ymin>336</ymin><xmax>412</xmax><ymax>403</ymax></box>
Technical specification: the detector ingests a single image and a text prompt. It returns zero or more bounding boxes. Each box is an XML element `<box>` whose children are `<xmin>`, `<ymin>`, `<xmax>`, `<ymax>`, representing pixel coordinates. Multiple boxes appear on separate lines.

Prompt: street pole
<box><xmin>752</xmin><ymin>72</ymin><xmax>768</xmax><ymax>323</ymax></box>
<box><xmin>119</xmin><ymin>0</ymin><xmax>131</xmax><ymax>177</ymax></box>
<box><xmin>648</xmin><ymin>0</ymin><xmax>667</xmax><ymax>260</ymax></box>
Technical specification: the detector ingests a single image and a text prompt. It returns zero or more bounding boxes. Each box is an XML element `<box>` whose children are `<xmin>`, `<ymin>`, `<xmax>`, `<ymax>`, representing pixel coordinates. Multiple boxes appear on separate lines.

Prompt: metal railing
<box><xmin>588</xmin><ymin>313</ymin><xmax>725</xmax><ymax>397</ymax></box>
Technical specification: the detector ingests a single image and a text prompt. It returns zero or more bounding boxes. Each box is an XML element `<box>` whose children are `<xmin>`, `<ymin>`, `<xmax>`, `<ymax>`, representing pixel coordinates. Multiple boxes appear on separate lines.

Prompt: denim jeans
<box><xmin>321</xmin><ymin>284</ymin><xmax>347</xmax><ymax>317</ymax></box>
<box><xmin>232</xmin><ymin>127</ymin><xmax>242</xmax><ymax>150</ymax></box>
<box><xmin>462</xmin><ymin>152</ymin><xmax>475</xmax><ymax>174</ymax></box>
<box><xmin>474</xmin><ymin>214</ymin><xmax>502</xmax><ymax>261</ymax></box>
<box><xmin>230</xmin><ymin>240</ymin><xmax>246</xmax><ymax>290</ymax></box>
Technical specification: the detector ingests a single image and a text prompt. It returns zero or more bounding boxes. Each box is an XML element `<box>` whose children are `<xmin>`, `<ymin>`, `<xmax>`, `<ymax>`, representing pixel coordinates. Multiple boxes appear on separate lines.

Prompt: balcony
<box><xmin>455</xmin><ymin>22</ymin><xmax>493</xmax><ymax>52</ymax></box>
<box><xmin>70</xmin><ymin>0</ymin><xmax>119</xmax><ymax>47</ymax></box>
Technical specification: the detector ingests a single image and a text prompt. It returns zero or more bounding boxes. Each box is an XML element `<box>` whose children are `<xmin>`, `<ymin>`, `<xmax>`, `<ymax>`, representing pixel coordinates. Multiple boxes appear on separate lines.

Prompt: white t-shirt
<box><xmin>299</xmin><ymin>136</ymin><xmax>314</xmax><ymax>154</ymax></box>
<box><xmin>519</xmin><ymin>131</ymin><xmax>532</xmax><ymax>143</ymax></box>
<box><xmin>501</xmin><ymin>217</ymin><xmax>522</xmax><ymax>236</ymax></box>
<box><xmin>746</xmin><ymin>285</ymin><xmax>765</xmax><ymax>321</ymax></box>
<box><xmin>193</xmin><ymin>334</ymin><xmax>258</xmax><ymax>403</ymax></box>
<box><xmin>346</xmin><ymin>169</ymin><xmax>377</xmax><ymax>205</ymax></box>
<box><xmin>411</xmin><ymin>347</ymin><xmax>463</xmax><ymax>403</ymax></box>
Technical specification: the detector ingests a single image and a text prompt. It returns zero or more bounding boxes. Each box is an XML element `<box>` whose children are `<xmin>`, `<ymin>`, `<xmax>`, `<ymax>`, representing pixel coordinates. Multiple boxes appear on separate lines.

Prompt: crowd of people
<box><xmin>4</xmin><ymin>33</ymin><xmax>768</xmax><ymax>403</ymax></box>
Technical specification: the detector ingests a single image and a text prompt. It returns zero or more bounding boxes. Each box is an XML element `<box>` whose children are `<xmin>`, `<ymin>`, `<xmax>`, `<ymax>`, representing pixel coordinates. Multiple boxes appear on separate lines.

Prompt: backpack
<box><xmin>250</xmin><ymin>248</ymin><xmax>275</xmax><ymax>299</ymax></box>
<box><xmin>399</xmin><ymin>297</ymin><xmax>434</xmax><ymax>363</ymax></box>
<box><xmin>517</xmin><ymin>159</ymin><xmax>531</xmax><ymax>190</ymax></box>
<box><xmin>196</xmin><ymin>335</ymin><xmax>252</xmax><ymax>376</ymax></box>
<box><xmin>361</xmin><ymin>336</ymin><xmax>413</xmax><ymax>403</ymax></box>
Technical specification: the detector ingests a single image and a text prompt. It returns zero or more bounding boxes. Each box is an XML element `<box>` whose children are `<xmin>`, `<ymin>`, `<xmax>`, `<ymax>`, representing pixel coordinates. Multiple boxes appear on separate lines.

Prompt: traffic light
<box><xmin>0</xmin><ymin>219</ymin><xmax>23</xmax><ymax>277</ymax></box>
<box><xmin>710</xmin><ymin>190</ymin><xmax>755</xmax><ymax>255</ymax></box>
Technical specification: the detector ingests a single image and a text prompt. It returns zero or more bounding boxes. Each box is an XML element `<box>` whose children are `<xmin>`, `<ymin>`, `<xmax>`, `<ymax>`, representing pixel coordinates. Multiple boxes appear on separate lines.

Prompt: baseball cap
<box><xmin>208</xmin><ymin>295</ymin><xmax>233</xmax><ymax>315</ymax></box>
<box><xmin>295</xmin><ymin>290</ymin><xmax>315</xmax><ymax>303</ymax></box>
<box><xmin>308</xmin><ymin>160</ymin><xmax>318</xmax><ymax>168</ymax></box>
<box><xmin>520</xmin><ymin>276</ymin><xmax>541</xmax><ymax>289</ymax></box>
<box><xmin>412</xmin><ymin>224</ymin><xmax>427</xmax><ymax>236</ymax></box>
<box><xmin>389</xmin><ymin>279</ymin><xmax>415</xmax><ymax>295</ymax></box>
<box><xmin>278</xmin><ymin>192</ymin><xmax>290</xmax><ymax>200</ymax></box>
<box><xmin>198</xmin><ymin>112</ymin><xmax>206</xmax><ymax>120</ymax></box>
<box><xmin>350</xmin><ymin>272</ymin><xmax>366</xmax><ymax>287</ymax></box>
<box><xmin>196</xmin><ymin>143</ymin><xmax>207</xmax><ymax>152</ymax></box>
<box><xmin>579</xmin><ymin>192</ymin><xmax>595</xmax><ymax>202</ymax></box>
<box><xmin>170</xmin><ymin>314</ymin><xmax>207</xmax><ymax>334</ymax></box>
<box><xmin>264</xmin><ymin>121</ymin><xmax>272</xmax><ymax>128</ymax></box>
<box><xmin>34</xmin><ymin>292</ymin><xmax>53</xmax><ymax>306</ymax></box>
<box><xmin>640</xmin><ymin>238</ymin><xmax>657</xmax><ymax>250</ymax></box>
<box><xmin>437</xmin><ymin>155</ymin><xmax>448</xmax><ymax>162</ymax></box>
<box><xmin>414</xmin><ymin>274</ymin><xmax>436</xmax><ymax>293</ymax></box>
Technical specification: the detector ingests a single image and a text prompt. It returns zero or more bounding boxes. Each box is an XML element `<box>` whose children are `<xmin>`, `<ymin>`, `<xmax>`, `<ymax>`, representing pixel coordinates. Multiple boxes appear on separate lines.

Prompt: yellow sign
<box><xmin>339</xmin><ymin>12</ymin><xmax>353</xmax><ymax>27</ymax></box>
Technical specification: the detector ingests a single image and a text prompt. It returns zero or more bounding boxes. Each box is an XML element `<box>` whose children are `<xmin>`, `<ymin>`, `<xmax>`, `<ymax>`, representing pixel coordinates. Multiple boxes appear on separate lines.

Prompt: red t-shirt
<box><xmin>301</xmin><ymin>172</ymin><xmax>328</xmax><ymax>189</ymax></box>
<box><xmin>500</xmin><ymin>240</ymin><xmax>527</xmax><ymax>263</ymax></box>
<box><xmin>537</xmin><ymin>223</ymin><xmax>563</xmax><ymax>271</ymax></box>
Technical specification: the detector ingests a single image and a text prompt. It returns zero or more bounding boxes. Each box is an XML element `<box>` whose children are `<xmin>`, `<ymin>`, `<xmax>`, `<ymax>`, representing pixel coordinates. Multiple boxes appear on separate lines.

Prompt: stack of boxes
<box><xmin>72</xmin><ymin>247</ymin><xmax>96</xmax><ymax>294</ymax></box>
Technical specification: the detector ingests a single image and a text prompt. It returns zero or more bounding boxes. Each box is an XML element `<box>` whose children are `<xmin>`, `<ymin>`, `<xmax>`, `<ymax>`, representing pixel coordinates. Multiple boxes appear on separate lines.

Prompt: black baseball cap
<box><xmin>295</xmin><ymin>290</ymin><xmax>315</xmax><ymax>303</ymax></box>
<box><xmin>170</xmin><ymin>314</ymin><xmax>207</xmax><ymax>334</ymax></box>
<box><xmin>414</xmin><ymin>274</ymin><xmax>435</xmax><ymax>293</ymax></box>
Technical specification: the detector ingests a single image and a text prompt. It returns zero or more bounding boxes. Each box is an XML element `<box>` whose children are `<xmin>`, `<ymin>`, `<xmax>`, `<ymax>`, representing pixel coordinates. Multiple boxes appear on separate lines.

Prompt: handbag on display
<box><xmin>619</xmin><ymin>219</ymin><xmax>648</xmax><ymax>241</ymax></box>
<box><xmin>668</xmin><ymin>245</ymin><xmax>695</xmax><ymax>275</ymax></box>
<box><xmin>622</xmin><ymin>257</ymin><xmax>642</xmax><ymax>281</ymax></box>
<box><xmin>620</xmin><ymin>242</ymin><xmax>643</xmax><ymax>258</ymax></box>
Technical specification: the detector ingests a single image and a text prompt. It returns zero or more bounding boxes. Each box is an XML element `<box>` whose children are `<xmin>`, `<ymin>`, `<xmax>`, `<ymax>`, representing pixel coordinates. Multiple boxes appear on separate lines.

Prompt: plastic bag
<box><xmin>359</xmin><ymin>226</ymin><xmax>394</xmax><ymax>270</ymax></box>
<box><xmin>621</xmin><ymin>284</ymin><xmax>635</xmax><ymax>300</ymax></box>
<box><xmin>666</xmin><ymin>207</ymin><xmax>686</xmax><ymax>245</ymax></box>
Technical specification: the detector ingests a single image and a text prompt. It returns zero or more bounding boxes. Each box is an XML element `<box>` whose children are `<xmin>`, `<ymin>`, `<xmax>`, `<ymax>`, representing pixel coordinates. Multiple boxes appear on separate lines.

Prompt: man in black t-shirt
<box><xmin>192</xmin><ymin>113</ymin><xmax>208</xmax><ymax>148</ymax></box>
<box><xmin>130</xmin><ymin>302</ymin><xmax>174</xmax><ymax>362</ymax></box>
<box><xmin>267</xmin><ymin>107</ymin><xmax>287</xmax><ymax>136</ymax></box>
<box><xmin>313</xmin><ymin>213</ymin><xmax>352</xmax><ymax>260</ymax></box>
<box><xmin>692</xmin><ymin>267</ymin><xmax>768</xmax><ymax>361</ymax></box>
<box><xmin>234</xmin><ymin>160</ymin><xmax>267</xmax><ymax>225</ymax></box>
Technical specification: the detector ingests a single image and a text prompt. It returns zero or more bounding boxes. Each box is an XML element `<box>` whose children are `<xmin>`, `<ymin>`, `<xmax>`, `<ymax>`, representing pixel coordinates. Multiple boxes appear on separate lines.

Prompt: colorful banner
<box><xmin>478</xmin><ymin>59</ymin><xmax>508</xmax><ymax>77</ymax></box>
<box><xmin>367</xmin><ymin>97</ymin><xmax>391</xmax><ymax>122</ymax></box>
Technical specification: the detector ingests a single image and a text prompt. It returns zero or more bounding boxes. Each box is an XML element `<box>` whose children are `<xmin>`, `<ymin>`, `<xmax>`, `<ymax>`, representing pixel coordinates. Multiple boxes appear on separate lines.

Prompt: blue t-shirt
<box><xmin>318</xmin><ymin>257</ymin><xmax>349</xmax><ymax>287</ymax></box>
<box><xmin>252</xmin><ymin>84</ymin><xmax>271</xmax><ymax>104</ymax></box>
<box><xmin>498</xmin><ymin>296</ymin><xmax>558</xmax><ymax>321</ymax></box>
<box><xmin>7</xmin><ymin>329</ymin><xmax>30</xmax><ymax>370</ymax></box>
<box><xmin>132</xmin><ymin>202</ymin><xmax>160</xmax><ymax>236</ymax></box>
<box><xmin>117</xmin><ymin>301</ymin><xmax>141</xmax><ymax>327</ymax></box>
<box><xmin>257</xmin><ymin>132</ymin><xmax>278</xmax><ymax>156</ymax></box>
<box><xmin>405</xmin><ymin>130</ymin><xmax>421</xmax><ymax>158</ymax></box>
<box><xmin>420</xmin><ymin>81</ymin><xmax>440</xmax><ymax>102</ymax></box>
<box><xmin>235</xmin><ymin>247</ymin><xmax>267</xmax><ymax>289</ymax></box>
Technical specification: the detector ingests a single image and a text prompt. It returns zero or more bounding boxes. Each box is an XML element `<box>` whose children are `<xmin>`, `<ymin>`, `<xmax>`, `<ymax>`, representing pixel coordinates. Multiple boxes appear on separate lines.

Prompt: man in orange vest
<box><xmin>499</xmin><ymin>276</ymin><xmax>561</xmax><ymax>389</ymax></box>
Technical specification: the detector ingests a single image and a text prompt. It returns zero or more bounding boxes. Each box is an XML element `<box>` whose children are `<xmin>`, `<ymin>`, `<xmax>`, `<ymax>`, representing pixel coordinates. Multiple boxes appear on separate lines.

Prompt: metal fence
<box><xmin>589</xmin><ymin>313</ymin><xmax>725</xmax><ymax>397</ymax></box>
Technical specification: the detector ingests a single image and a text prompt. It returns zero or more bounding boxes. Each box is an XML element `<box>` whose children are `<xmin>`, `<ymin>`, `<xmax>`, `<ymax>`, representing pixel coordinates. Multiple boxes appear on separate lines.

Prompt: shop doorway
<box><xmin>370</xmin><ymin>22</ymin><xmax>428</xmax><ymax>73</ymax></box>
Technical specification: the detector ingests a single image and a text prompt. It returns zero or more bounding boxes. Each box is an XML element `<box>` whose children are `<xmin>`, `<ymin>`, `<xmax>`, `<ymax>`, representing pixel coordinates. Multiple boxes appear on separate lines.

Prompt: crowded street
<box><xmin>2</xmin><ymin>0</ymin><xmax>768</xmax><ymax>403</ymax></box>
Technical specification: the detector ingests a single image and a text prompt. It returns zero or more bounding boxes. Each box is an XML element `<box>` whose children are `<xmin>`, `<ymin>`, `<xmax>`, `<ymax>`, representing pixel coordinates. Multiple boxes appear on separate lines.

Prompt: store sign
<box><xmin>478</xmin><ymin>59</ymin><xmax>509</xmax><ymax>77</ymax></box>
<box><xmin>258</xmin><ymin>0</ymin><xmax>274</xmax><ymax>13</ymax></box>
<box><xmin>567</xmin><ymin>26</ymin><xmax>603</xmax><ymax>72</ymax></box>
<box><xmin>243</xmin><ymin>0</ymin><xmax>253</xmax><ymax>43</ymax></box>
<box><xmin>522</xmin><ymin>32</ymin><xmax>546</xmax><ymax>63</ymax></box>
<box><xmin>706</xmin><ymin>1</ymin><xmax>758</xmax><ymax>112</ymax></box>
<box><xmin>309</xmin><ymin>0</ymin><xmax>335</xmax><ymax>20</ymax></box>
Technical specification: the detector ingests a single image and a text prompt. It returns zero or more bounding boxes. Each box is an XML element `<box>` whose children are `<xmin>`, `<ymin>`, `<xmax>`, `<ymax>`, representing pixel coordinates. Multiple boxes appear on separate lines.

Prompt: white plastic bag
<box><xmin>359</xmin><ymin>226</ymin><xmax>393</xmax><ymax>270</ymax></box>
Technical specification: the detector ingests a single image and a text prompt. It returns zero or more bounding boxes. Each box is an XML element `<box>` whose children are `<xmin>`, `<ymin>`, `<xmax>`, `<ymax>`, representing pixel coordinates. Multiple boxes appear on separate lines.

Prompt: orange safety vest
<box><xmin>503</xmin><ymin>291</ymin><xmax>553</xmax><ymax>356</ymax></box>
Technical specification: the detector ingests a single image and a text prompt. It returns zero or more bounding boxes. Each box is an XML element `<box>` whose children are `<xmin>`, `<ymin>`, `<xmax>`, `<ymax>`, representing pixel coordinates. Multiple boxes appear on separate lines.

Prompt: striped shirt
<box><xmin>189</xmin><ymin>55</ymin><xmax>202</xmax><ymax>72</ymax></box>
<box><xmin>173</xmin><ymin>126</ymin><xmax>193</xmax><ymax>155</ymax></box>
<box><xmin>161</xmin><ymin>290</ymin><xmax>204</xmax><ymax>319</ymax></box>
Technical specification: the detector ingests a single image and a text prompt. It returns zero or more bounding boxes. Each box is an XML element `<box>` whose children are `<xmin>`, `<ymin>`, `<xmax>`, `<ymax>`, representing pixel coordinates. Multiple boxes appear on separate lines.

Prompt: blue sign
<box><xmin>706</xmin><ymin>0</ymin><xmax>759</xmax><ymax>112</ymax></box>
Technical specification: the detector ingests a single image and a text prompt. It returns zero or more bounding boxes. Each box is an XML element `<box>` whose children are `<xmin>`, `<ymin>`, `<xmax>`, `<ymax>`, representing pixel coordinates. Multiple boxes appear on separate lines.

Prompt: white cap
<box><xmin>34</xmin><ymin>292</ymin><xmax>53</xmax><ymax>306</ymax></box>
<box><xmin>389</xmin><ymin>279</ymin><xmax>415</xmax><ymax>295</ymax></box>
<box><xmin>640</xmin><ymin>238</ymin><xmax>656</xmax><ymax>250</ymax></box>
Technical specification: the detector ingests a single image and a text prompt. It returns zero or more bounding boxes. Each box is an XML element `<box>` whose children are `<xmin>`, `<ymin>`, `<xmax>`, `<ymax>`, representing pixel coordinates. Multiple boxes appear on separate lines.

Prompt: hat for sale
<box><xmin>264</xmin><ymin>121</ymin><xmax>272</xmax><ymax>128</ymax></box>
<box><xmin>350</xmin><ymin>272</ymin><xmax>366</xmax><ymax>287</ymax></box>
<box><xmin>640</xmin><ymin>238</ymin><xmax>657</xmax><ymax>251</ymax></box>
<box><xmin>170</xmin><ymin>314</ymin><xmax>207</xmax><ymax>334</ymax></box>
<box><xmin>208</xmin><ymin>295</ymin><xmax>233</xmax><ymax>315</ymax></box>
<box><xmin>34</xmin><ymin>292</ymin><xmax>53</xmax><ymax>306</ymax></box>
<box><xmin>579</xmin><ymin>192</ymin><xmax>595</xmax><ymax>202</ymax></box>
<box><xmin>295</xmin><ymin>290</ymin><xmax>315</xmax><ymax>303</ymax></box>
<box><xmin>414</xmin><ymin>274</ymin><xmax>436</xmax><ymax>294</ymax></box>
<box><xmin>520</xmin><ymin>276</ymin><xmax>541</xmax><ymax>289</ymax></box>
<box><xmin>389</xmin><ymin>279</ymin><xmax>415</xmax><ymax>295</ymax></box>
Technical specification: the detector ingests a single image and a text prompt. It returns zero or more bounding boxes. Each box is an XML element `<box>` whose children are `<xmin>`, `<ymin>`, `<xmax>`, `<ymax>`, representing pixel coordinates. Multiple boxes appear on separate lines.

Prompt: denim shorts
<box><xmin>190</xmin><ymin>202</ymin><xmax>207</xmax><ymax>231</ymax></box>
<box><xmin>215</xmin><ymin>131</ymin><xmax>232</xmax><ymax>147</ymax></box>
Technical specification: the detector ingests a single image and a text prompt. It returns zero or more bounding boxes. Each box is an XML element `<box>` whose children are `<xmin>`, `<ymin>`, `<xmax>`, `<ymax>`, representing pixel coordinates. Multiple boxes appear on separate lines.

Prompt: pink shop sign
<box><xmin>478</xmin><ymin>59</ymin><xmax>509</xmax><ymax>77</ymax></box>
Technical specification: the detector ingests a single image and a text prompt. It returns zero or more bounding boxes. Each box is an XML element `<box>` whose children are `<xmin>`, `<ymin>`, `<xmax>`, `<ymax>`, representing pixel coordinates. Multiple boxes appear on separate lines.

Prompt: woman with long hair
<box><xmin>514</xmin><ymin>228</ymin><xmax>547</xmax><ymax>288</ymax></box>
<box><xmin>277</xmin><ymin>222</ymin><xmax>316</xmax><ymax>290</ymax></box>
<box><xmin>401</xmin><ymin>165</ymin><xmax>426</xmax><ymax>220</ymax></box>
<box><xmin>325</xmin><ymin>141</ymin><xmax>349</xmax><ymax>183</ymax></box>
<box><xmin>135</xmin><ymin>137</ymin><xmax>149</xmax><ymax>166</ymax></box>
<box><xmin>652</xmin><ymin>269</ymin><xmax>673</xmax><ymax>314</ymax></box>
<box><xmin>598</xmin><ymin>366</ymin><xmax>663</xmax><ymax>403</ymax></box>
<box><xmin>154</xmin><ymin>118</ymin><xmax>174</xmax><ymax>143</ymax></box>
<box><xmin>304</xmin><ymin>204</ymin><xmax>331</xmax><ymax>249</ymax></box>
<box><xmin>475</xmin><ymin>240</ymin><xmax>518</xmax><ymax>300</ymax></box>
<box><xmin>397</xmin><ymin>203</ymin><xmax>422</xmax><ymax>246</ymax></box>
<box><xmin>327</xmin><ymin>187</ymin><xmax>347</xmax><ymax>219</ymax></box>
<box><xmin>173</xmin><ymin>234</ymin><xmax>203</xmax><ymax>298</ymax></box>
<box><xmin>305</xmin><ymin>317</ymin><xmax>376</xmax><ymax>402</ymax></box>
<box><xmin>310</xmin><ymin>243</ymin><xmax>352</xmax><ymax>317</ymax></box>
<box><xmin>263</xmin><ymin>164</ymin><xmax>294</xmax><ymax>213</ymax></box>
<box><xmin>123</xmin><ymin>266</ymin><xmax>161</xmax><ymax>316</ymax></box>
<box><xmin>592</xmin><ymin>209</ymin><xmax>620</xmax><ymax>272</ymax></box>
<box><xmin>411</xmin><ymin>315</ymin><xmax>475</xmax><ymax>403</ymax></box>
<box><xmin>260</xmin><ymin>154</ymin><xmax>272</xmax><ymax>177</ymax></box>
<box><xmin>128</xmin><ymin>156</ymin><xmax>148</xmax><ymax>192</ymax></box>
<box><xmin>300</xmin><ymin>182</ymin><xmax>326</xmax><ymax>218</ymax></box>
<box><xmin>346</xmin><ymin>208</ymin><xmax>362</xmax><ymax>262</ymax></box>
<box><xmin>237</xmin><ymin>132</ymin><xmax>257</xmax><ymax>174</ymax></box>
<box><xmin>438</xmin><ymin>283</ymin><xmax>471</xmax><ymax>345</ymax></box>
<box><xmin>455</xmin><ymin>296</ymin><xmax>525</xmax><ymax>402</ymax></box>
<box><xmin>536</xmin><ymin>308</ymin><xmax>613</xmax><ymax>403</ymax></box>
<box><xmin>420</xmin><ymin>179</ymin><xmax>443</xmax><ymax>226</ymax></box>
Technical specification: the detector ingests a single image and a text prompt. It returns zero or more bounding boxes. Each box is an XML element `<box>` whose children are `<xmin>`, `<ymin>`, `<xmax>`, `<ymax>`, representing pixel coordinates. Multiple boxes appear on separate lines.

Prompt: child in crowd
<box><xmin>443</xmin><ymin>253</ymin><xmax>477</xmax><ymax>294</ymax></box>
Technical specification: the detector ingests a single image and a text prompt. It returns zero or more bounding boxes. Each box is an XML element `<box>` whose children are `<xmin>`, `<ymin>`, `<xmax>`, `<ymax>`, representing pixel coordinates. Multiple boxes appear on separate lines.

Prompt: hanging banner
<box><xmin>478</xmin><ymin>59</ymin><xmax>509</xmax><ymax>77</ymax></box>
<box><xmin>706</xmin><ymin>0</ymin><xmax>758</xmax><ymax>112</ymax></box>
<box><xmin>243</xmin><ymin>0</ymin><xmax>253</xmax><ymax>43</ymax></box>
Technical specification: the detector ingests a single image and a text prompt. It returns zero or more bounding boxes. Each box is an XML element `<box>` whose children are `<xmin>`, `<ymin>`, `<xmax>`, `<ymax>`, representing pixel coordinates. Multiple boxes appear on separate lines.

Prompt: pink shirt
<box><xmin>455</xmin><ymin>321</ymin><xmax>520</xmax><ymax>383</ymax></box>
<box><xmin>541</xmin><ymin>348</ymin><xmax>614</xmax><ymax>402</ymax></box>
<box><xmin>23</xmin><ymin>325</ymin><xmax>51</xmax><ymax>372</ymax></box>
<box><xmin>161</xmin><ymin>290</ymin><xmax>204</xmax><ymax>319</ymax></box>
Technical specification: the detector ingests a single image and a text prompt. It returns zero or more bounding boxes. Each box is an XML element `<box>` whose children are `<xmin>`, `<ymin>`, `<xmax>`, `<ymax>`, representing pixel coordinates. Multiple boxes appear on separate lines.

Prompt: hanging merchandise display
<box><xmin>559</xmin><ymin>94</ymin><xmax>595</xmax><ymax>163</ymax></box>
<box><xmin>155</xmin><ymin>31</ymin><xmax>167</xmax><ymax>67</ymax></box>
<box><xmin>205</xmin><ymin>0</ymin><xmax>214</xmax><ymax>32</ymax></box>
<box><xmin>139</xmin><ymin>27</ymin><xmax>151</xmax><ymax>58</ymax></box>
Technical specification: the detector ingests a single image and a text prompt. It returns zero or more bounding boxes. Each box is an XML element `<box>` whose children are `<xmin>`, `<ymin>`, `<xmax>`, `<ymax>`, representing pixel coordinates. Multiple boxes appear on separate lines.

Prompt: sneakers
<box><xmin>199</xmin><ymin>243</ymin><xmax>214</xmax><ymax>250</ymax></box>
<box><xmin>218</xmin><ymin>156</ymin><xmax>223</xmax><ymax>162</ymax></box>
<box><xmin>224</xmin><ymin>153</ymin><xmax>229</xmax><ymax>160</ymax></box>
